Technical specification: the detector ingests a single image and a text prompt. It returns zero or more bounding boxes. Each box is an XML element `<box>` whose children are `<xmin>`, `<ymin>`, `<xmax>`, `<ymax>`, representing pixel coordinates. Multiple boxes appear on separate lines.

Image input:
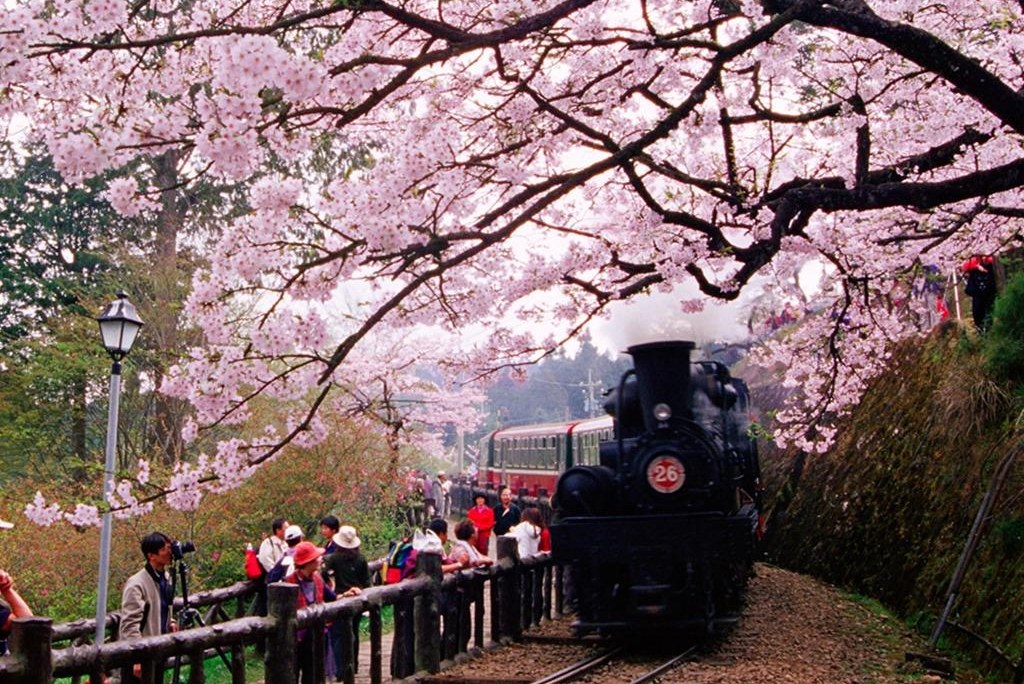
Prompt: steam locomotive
<box><xmin>550</xmin><ymin>340</ymin><xmax>762</xmax><ymax>636</ymax></box>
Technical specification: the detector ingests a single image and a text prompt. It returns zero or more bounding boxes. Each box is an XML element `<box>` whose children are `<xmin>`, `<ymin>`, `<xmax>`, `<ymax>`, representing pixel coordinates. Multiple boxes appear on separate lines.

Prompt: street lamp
<box><xmin>94</xmin><ymin>291</ymin><xmax>143</xmax><ymax>645</ymax></box>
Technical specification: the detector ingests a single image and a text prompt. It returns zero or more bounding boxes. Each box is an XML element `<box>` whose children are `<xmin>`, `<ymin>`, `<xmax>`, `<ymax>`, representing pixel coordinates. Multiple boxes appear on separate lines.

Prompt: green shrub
<box><xmin>983</xmin><ymin>272</ymin><xmax>1024</xmax><ymax>387</ymax></box>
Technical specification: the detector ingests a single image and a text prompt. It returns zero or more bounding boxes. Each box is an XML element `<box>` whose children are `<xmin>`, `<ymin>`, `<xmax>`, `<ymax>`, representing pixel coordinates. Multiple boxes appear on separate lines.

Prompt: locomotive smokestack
<box><xmin>626</xmin><ymin>340</ymin><xmax>695</xmax><ymax>432</ymax></box>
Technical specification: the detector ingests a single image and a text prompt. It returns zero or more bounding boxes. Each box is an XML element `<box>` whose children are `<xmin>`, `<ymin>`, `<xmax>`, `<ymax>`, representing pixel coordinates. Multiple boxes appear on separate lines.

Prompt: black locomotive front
<box><xmin>550</xmin><ymin>340</ymin><xmax>761</xmax><ymax>636</ymax></box>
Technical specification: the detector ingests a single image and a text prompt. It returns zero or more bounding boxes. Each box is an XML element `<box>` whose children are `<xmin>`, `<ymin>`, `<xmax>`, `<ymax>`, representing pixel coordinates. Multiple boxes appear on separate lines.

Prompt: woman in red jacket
<box><xmin>466</xmin><ymin>493</ymin><xmax>495</xmax><ymax>555</ymax></box>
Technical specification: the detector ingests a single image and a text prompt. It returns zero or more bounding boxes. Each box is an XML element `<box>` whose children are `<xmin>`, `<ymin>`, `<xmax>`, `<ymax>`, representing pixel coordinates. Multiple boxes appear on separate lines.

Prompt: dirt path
<box><xmin>434</xmin><ymin>563</ymin><xmax>983</xmax><ymax>684</ymax></box>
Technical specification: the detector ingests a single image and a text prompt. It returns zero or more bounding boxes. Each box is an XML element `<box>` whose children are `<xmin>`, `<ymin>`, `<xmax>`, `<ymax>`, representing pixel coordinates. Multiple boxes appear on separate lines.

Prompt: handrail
<box><xmin>0</xmin><ymin>538</ymin><xmax>560</xmax><ymax>684</ymax></box>
<box><xmin>51</xmin><ymin>560</ymin><xmax>388</xmax><ymax>645</ymax></box>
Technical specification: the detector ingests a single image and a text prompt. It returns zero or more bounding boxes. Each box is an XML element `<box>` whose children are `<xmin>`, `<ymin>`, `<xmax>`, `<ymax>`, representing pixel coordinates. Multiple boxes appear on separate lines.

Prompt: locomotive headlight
<box><xmin>653</xmin><ymin>403</ymin><xmax>672</xmax><ymax>422</ymax></box>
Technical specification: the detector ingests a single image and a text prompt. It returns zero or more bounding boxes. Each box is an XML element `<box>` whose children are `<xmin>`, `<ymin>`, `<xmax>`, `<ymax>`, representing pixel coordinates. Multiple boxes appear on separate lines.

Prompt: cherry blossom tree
<box><xmin>5</xmin><ymin>0</ymin><xmax>1024</xmax><ymax>521</ymax></box>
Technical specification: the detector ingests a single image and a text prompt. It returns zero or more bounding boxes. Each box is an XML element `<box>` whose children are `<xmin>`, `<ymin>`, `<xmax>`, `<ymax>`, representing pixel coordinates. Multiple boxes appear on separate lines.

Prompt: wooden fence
<box><xmin>0</xmin><ymin>536</ymin><xmax>563</xmax><ymax>684</ymax></box>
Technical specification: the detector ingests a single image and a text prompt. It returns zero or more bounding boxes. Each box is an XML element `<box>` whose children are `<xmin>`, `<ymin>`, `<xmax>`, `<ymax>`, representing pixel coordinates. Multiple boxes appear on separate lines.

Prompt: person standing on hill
<box><xmin>962</xmin><ymin>255</ymin><xmax>998</xmax><ymax>331</ymax></box>
<box><xmin>466</xmin><ymin>493</ymin><xmax>495</xmax><ymax>555</ymax></box>
<box><xmin>492</xmin><ymin>486</ymin><xmax>521</xmax><ymax>537</ymax></box>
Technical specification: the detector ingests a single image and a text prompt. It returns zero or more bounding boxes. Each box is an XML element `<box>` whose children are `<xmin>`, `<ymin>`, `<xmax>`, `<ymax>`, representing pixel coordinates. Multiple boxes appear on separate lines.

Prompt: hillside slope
<box><xmin>749</xmin><ymin>322</ymin><xmax>1023</xmax><ymax>675</ymax></box>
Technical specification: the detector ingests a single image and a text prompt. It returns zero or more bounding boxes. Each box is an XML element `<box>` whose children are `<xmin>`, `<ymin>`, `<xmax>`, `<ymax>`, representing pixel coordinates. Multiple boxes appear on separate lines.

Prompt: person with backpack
<box><xmin>257</xmin><ymin>518</ymin><xmax>289</xmax><ymax>575</ymax></box>
<box><xmin>383</xmin><ymin>536</ymin><xmax>415</xmax><ymax>585</ymax></box>
<box><xmin>962</xmin><ymin>254</ymin><xmax>999</xmax><ymax>331</ymax></box>
<box><xmin>267</xmin><ymin>525</ymin><xmax>304</xmax><ymax>584</ymax></box>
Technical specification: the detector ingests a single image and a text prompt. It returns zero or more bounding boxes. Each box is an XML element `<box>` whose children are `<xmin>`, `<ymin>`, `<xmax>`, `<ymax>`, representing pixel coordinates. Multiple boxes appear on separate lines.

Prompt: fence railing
<box><xmin>0</xmin><ymin>536</ymin><xmax>561</xmax><ymax>684</ymax></box>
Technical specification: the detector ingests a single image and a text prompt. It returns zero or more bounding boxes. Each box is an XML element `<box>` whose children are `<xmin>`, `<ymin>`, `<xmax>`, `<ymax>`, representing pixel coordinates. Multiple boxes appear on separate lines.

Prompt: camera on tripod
<box><xmin>170</xmin><ymin>539</ymin><xmax>196</xmax><ymax>562</ymax></box>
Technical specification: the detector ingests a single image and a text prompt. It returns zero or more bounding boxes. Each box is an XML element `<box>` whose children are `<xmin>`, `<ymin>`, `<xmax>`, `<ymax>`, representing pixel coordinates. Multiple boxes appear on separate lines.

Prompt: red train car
<box><xmin>478</xmin><ymin>415</ymin><xmax>613</xmax><ymax>495</ymax></box>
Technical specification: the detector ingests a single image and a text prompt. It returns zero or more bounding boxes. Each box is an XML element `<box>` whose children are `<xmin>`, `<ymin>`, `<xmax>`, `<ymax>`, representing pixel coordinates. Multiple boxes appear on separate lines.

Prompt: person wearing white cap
<box><xmin>322</xmin><ymin>525</ymin><xmax>369</xmax><ymax>681</ymax></box>
<box><xmin>268</xmin><ymin>524</ymin><xmax>303</xmax><ymax>581</ymax></box>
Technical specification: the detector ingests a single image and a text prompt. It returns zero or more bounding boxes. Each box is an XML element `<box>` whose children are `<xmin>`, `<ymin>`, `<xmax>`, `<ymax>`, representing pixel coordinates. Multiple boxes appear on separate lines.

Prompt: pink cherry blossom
<box><xmin>5</xmin><ymin>0</ymin><xmax>1023</xmax><ymax>520</ymax></box>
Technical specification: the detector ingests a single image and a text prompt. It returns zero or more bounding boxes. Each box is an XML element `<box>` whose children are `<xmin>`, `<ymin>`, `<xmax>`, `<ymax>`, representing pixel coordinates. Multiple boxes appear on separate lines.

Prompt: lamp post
<box><xmin>94</xmin><ymin>291</ymin><xmax>143</xmax><ymax>645</ymax></box>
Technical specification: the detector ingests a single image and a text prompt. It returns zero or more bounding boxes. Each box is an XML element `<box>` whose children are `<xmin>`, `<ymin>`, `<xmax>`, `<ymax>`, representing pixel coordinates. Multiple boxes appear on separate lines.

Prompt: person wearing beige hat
<box><xmin>322</xmin><ymin>525</ymin><xmax>370</xmax><ymax>681</ymax></box>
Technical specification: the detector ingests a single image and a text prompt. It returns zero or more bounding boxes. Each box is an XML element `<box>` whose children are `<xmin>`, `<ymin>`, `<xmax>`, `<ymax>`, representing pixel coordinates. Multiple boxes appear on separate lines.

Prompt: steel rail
<box><xmin>626</xmin><ymin>646</ymin><xmax>699</xmax><ymax>684</ymax></box>
<box><xmin>529</xmin><ymin>646</ymin><xmax>624</xmax><ymax>684</ymax></box>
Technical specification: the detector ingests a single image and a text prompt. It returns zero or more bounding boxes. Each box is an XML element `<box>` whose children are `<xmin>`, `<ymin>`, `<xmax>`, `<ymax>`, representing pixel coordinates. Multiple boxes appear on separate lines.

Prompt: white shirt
<box><xmin>506</xmin><ymin>522</ymin><xmax>541</xmax><ymax>559</ymax></box>
<box><xmin>258</xmin><ymin>535</ymin><xmax>288</xmax><ymax>572</ymax></box>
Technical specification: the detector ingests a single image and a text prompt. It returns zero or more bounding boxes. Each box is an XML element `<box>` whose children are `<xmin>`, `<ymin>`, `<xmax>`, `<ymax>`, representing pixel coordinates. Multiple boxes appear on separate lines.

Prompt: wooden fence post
<box><xmin>415</xmin><ymin>551</ymin><xmax>442</xmax><ymax>675</ymax></box>
<box><xmin>496</xmin><ymin>536</ymin><xmax>521</xmax><ymax>642</ymax></box>
<box><xmin>265</xmin><ymin>582</ymin><xmax>298</xmax><ymax>683</ymax></box>
<box><xmin>391</xmin><ymin>587</ymin><xmax>415</xmax><ymax>679</ymax></box>
<box><xmin>9</xmin><ymin>617</ymin><xmax>53</xmax><ymax>684</ymax></box>
<box><xmin>369</xmin><ymin>605</ymin><xmax>382</xmax><ymax>684</ymax></box>
<box><xmin>337</xmin><ymin>614</ymin><xmax>356</xmax><ymax>684</ymax></box>
<box><xmin>473</xmin><ymin>575</ymin><xmax>485</xmax><ymax>651</ymax></box>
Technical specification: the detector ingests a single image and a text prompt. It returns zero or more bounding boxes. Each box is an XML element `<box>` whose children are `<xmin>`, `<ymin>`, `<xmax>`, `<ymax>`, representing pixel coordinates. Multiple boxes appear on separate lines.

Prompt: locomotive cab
<box><xmin>551</xmin><ymin>340</ymin><xmax>760</xmax><ymax>637</ymax></box>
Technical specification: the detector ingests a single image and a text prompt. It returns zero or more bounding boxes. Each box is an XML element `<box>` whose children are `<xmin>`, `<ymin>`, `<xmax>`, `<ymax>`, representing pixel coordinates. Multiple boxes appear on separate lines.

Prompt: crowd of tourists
<box><xmin>117</xmin><ymin>479</ymin><xmax>549</xmax><ymax>683</ymax></box>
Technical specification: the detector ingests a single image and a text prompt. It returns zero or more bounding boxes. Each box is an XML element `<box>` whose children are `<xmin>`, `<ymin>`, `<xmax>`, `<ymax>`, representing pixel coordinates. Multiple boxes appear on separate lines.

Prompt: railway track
<box><xmin>418</xmin><ymin>642</ymin><xmax>697</xmax><ymax>684</ymax></box>
<box><xmin>528</xmin><ymin>644</ymin><xmax>697</xmax><ymax>684</ymax></box>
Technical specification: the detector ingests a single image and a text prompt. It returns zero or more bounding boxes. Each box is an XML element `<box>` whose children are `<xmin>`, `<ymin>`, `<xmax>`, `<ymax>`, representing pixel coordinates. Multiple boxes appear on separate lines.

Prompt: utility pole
<box><xmin>582</xmin><ymin>369</ymin><xmax>602</xmax><ymax>417</ymax></box>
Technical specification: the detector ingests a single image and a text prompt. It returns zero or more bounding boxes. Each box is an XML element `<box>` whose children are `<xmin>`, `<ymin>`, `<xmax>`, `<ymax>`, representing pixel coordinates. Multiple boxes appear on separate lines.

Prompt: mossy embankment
<box><xmin>749</xmin><ymin>322</ymin><xmax>1023</xmax><ymax>674</ymax></box>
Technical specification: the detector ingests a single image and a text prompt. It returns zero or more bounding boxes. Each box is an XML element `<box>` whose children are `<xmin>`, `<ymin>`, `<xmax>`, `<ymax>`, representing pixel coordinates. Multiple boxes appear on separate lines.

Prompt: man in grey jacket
<box><xmin>119</xmin><ymin>532</ymin><xmax>176</xmax><ymax>681</ymax></box>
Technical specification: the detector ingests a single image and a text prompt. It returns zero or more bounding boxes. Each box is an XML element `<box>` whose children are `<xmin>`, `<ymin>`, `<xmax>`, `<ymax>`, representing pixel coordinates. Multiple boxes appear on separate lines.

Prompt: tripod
<box><xmin>171</xmin><ymin>558</ymin><xmax>232</xmax><ymax>684</ymax></box>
